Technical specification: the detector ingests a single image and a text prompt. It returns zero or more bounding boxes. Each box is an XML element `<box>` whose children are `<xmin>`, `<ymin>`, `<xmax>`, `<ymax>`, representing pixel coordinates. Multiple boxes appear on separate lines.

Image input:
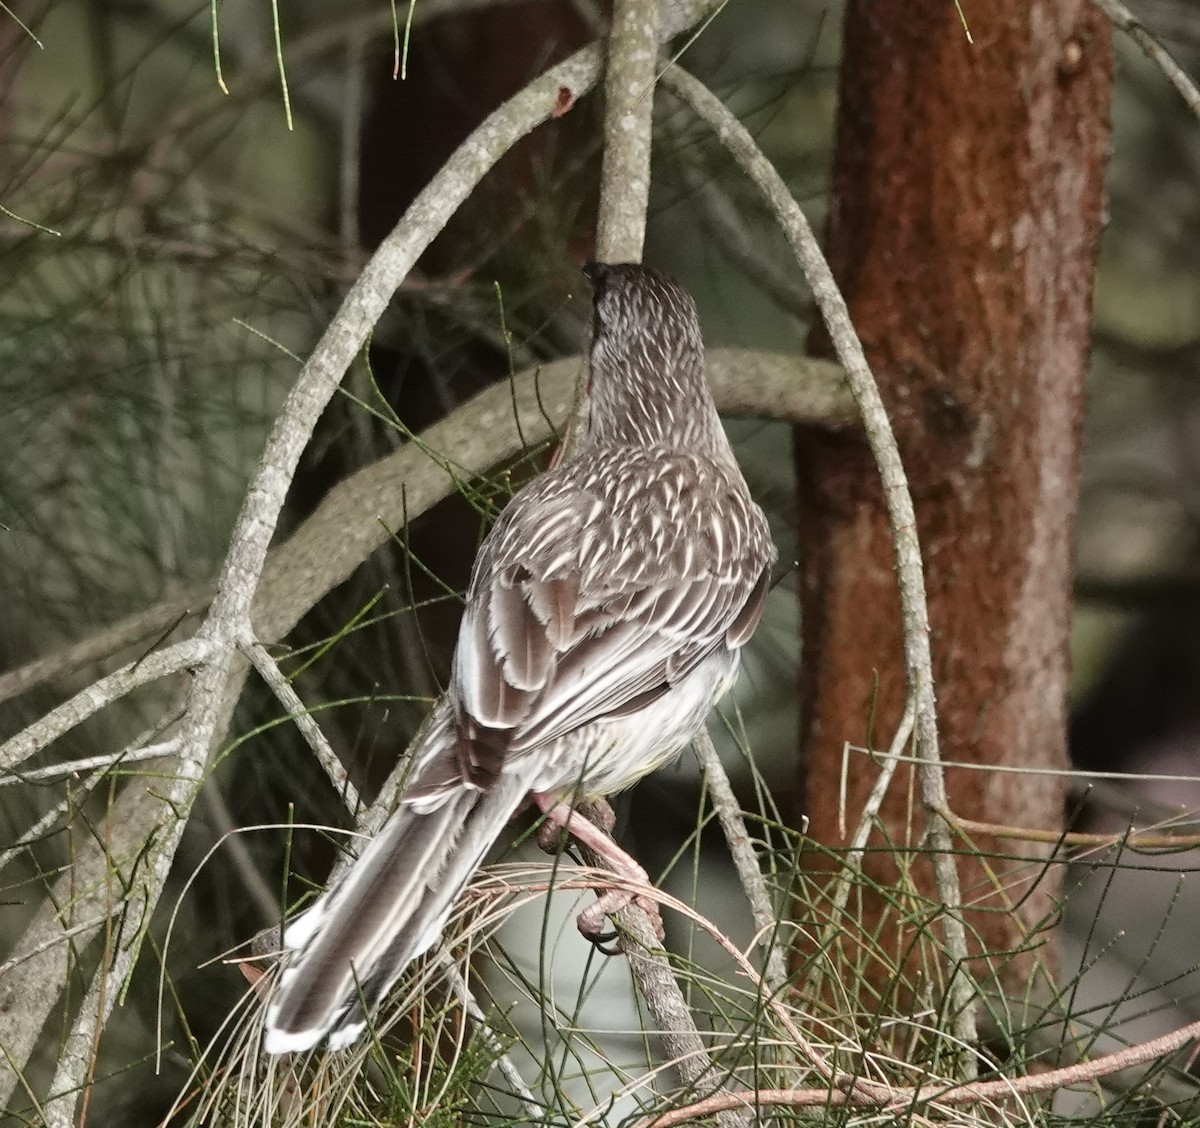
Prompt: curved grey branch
<box><xmin>661</xmin><ymin>64</ymin><xmax>977</xmax><ymax>1063</ymax></box>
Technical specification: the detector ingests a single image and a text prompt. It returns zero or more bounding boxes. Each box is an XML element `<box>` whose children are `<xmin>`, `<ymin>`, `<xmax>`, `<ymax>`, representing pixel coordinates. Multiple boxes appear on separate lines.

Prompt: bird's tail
<box><xmin>263</xmin><ymin>755</ymin><xmax>536</xmax><ymax>1055</ymax></box>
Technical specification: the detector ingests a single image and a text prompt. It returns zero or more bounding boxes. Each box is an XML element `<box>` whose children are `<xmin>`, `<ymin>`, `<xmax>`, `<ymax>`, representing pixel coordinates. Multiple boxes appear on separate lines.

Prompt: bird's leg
<box><xmin>531</xmin><ymin>794</ymin><xmax>665</xmax><ymax>946</ymax></box>
<box><xmin>533</xmin><ymin>795</ymin><xmax>614</xmax><ymax>857</ymax></box>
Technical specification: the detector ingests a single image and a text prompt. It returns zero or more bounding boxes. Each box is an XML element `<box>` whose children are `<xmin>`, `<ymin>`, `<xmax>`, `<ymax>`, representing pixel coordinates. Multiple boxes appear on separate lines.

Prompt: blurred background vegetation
<box><xmin>2</xmin><ymin>1</ymin><xmax>1199</xmax><ymax>1123</ymax></box>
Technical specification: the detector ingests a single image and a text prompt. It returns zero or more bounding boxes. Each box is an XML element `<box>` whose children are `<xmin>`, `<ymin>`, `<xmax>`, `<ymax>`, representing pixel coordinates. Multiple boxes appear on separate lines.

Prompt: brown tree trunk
<box><xmin>795</xmin><ymin>1</ymin><xmax>1113</xmax><ymax>1009</ymax></box>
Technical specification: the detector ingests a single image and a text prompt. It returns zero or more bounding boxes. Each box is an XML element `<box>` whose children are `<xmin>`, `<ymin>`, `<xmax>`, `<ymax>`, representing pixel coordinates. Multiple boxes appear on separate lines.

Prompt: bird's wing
<box><xmin>449</xmin><ymin>463</ymin><xmax>773</xmax><ymax>764</ymax></box>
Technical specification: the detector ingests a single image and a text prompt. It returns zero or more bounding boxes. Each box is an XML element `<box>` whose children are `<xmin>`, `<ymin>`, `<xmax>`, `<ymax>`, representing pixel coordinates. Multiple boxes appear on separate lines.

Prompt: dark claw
<box><xmin>581</xmin><ymin>926</ymin><xmax>622</xmax><ymax>956</ymax></box>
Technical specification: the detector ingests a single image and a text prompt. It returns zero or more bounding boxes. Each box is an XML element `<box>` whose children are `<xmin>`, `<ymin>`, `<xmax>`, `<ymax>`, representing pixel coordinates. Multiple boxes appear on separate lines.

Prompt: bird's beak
<box><xmin>581</xmin><ymin>261</ymin><xmax>608</xmax><ymax>289</ymax></box>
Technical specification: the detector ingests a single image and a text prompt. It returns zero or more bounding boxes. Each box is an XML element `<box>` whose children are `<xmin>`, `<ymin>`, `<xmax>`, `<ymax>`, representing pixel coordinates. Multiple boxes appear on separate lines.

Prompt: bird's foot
<box><xmin>533</xmin><ymin>796</ymin><xmax>615</xmax><ymax>855</ymax></box>
<box><xmin>576</xmin><ymin>888</ymin><xmax>665</xmax><ymax>949</ymax></box>
<box><xmin>531</xmin><ymin>794</ymin><xmax>664</xmax><ymax>947</ymax></box>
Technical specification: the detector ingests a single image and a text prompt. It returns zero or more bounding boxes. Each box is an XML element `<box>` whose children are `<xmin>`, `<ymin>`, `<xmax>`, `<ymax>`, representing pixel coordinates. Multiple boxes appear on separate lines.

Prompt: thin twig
<box><xmin>830</xmin><ymin>696</ymin><xmax>916</xmax><ymax>918</ymax></box>
<box><xmin>941</xmin><ymin>807</ymin><xmax>1200</xmax><ymax>852</ymax></box>
<box><xmin>0</xmin><ymin>740</ymin><xmax>180</xmax><ymax>788</ymax></box>
<box><xmin>1090</xmin><ymin>0</ymin><xmax>1200</xmax><ymax>117</ymax></box>
<box><xmin>0</xmin><ymin>710</ymin><xmax>186</xmax><ymax>878</ymax></box>
<box><xmin>691</xmin><ymin>726</ymin><xmax>787</xmax><ymax>993</ymax></box>
<box><xmin>444</xmin><ymin>960</ymin><xmax>544</xmax><ymax>1118</ymax></box>
<box><xmin>241</xmin><ymin>634</ymin><xmax>361</xmax><ymax>811</ymax></box>
<box><xmin>796</xmin><ymin>705</ymin><xmax>916</xmax><ymax>1032</ymax></box>
<box><xmin>632</xmin><ymin>1012</ymin><xmax>1200</xmax><ymax>1127</ymax></box>
<box><xmin>0</xmin><ymin>918</ymin><xmax>109</xmax><ymax>979</ymax></box>
<box><xmin>0</xmin><ymin>638</ymin><xmax>211</xmax><ymax>774</ymax></box>
<box><xmin>800</xmin><ymin>700</ymin><xmax>917</xmax><ymax>1001</ymax></box>
<box><xmin>661</xmin><ymin>64</ymin><xmax>977</xmax><ymax>1064</ymax></box>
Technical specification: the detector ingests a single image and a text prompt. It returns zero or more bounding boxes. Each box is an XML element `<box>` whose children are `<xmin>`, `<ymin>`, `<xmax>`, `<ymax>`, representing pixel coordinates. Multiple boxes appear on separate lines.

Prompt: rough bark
<box><xmin>796</xmin><ymin>0</ymin><xmax>1113</xmax><ymax>1004</ymax></box>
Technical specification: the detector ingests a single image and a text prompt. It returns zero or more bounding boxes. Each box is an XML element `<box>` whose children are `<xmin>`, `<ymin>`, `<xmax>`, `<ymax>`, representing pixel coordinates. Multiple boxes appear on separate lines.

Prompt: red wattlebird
<box><xmin>263</xmin><ymin>262</ymin><xmax>776</xmax><ymax>1054</ymax></box>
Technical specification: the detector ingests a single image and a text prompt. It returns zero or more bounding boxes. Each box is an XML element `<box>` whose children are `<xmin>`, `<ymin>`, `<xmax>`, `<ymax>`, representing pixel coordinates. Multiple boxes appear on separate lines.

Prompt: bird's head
<box><xmin>580</xmin><ymin>261</ymin><xmax>716</xmax><ymax>452</ymax></box>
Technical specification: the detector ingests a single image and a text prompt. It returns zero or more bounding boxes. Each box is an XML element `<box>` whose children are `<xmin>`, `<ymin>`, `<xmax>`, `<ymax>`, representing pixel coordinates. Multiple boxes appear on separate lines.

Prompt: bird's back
<box><xmin>444</xmin><ymin>443</ymin><xmax>774</xmax><ymax>797</ymax></box>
